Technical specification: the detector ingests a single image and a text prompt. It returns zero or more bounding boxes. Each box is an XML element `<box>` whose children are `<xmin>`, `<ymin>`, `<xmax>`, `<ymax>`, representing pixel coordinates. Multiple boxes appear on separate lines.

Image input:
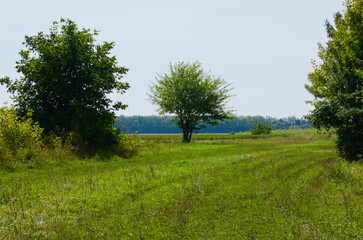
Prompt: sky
<box><xmin>0</xmin><ymin>0</ymin><xmax>345</xmax><ymax>118</ymax></box>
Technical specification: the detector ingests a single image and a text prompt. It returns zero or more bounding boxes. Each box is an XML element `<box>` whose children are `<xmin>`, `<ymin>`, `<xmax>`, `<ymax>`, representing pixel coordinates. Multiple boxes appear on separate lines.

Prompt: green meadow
<box><xmin>1</xmin><ymin>130</ymin><xmax>362</xmax><ymax>239</ymax></box>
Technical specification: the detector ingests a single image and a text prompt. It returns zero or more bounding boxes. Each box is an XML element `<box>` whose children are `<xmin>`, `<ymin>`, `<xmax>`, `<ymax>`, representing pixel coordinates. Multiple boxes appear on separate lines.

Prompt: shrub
<box><xmin>40</xmin><ymin>131</ymin><xmax>77</xmax><ymax>163</ymax></box>
<box><xmin>0</xmin><ymin>107</ymin><xmax>43</xmax><ymax>168</ymax></box>
<box><xmin>114</xmin><ymin>133</ymin><xmax>145</xmax><ymax>158</ymax></box>
<box><xmin>250</xmin><ymin>122</ymin><xmax>273</xmax><ymax>135</ymax></box>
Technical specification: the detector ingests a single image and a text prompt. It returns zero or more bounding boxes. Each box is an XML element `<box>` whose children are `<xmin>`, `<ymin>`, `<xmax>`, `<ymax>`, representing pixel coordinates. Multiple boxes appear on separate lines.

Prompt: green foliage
<box><xmin>305</xmin><ymin>0</ymin><xmax>363</xmax><ymax>161</ymax></box>
<box><xmin>0</xmin><ymin>107</ymin><xmax>79</xmax><ymax>170</ymax></box>
<box><xmin>0</xmin><ymin>107</ymin><xmax>43</xmax><ymax>168</ymax></box>
<box><xmin>149</xmin><ymin>61</ymin><xmax>234</xmax><ymax>142</ymax></box>
<box><xmin>0</xmin><ymin>106</ymin><xmax>142</xmax><ymax>170</ymax></box>
<box><xmin>0</xmin><ymin>18</ymin><xmax>129</xmax><ymax>151</ymax></box>
<box><xmin>250</xmin><ymin>122</ymin><xmax>273</xmax><ymax>135</ymax></box>
<box><xmin>40</xmin><ymin>131</ymin><xmax>77</xmax><ymax>163</ymax></box>
<box><xmin>114</xmin><ymin>133</ymin><xmax>145</xmax><ymax>158</ymax></box>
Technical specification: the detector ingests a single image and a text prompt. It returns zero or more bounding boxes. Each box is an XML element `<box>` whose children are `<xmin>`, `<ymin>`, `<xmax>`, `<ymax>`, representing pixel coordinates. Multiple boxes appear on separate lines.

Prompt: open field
<box><xmin>0</xmin><ymin>130</ymin><xmax>362</xmax><ymax>239</ymax></box>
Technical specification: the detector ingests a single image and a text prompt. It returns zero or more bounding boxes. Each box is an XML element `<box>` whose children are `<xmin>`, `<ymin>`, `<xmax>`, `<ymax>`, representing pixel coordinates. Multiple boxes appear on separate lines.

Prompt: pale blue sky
<box><xmin>0</xmin><ymin>0</ymin><xmax>344</xmax><ymax>118</ymax></box>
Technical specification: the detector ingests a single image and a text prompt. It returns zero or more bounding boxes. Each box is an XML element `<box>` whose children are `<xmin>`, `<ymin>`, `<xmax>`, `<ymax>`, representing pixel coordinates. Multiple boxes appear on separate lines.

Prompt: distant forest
<box><xmin>115</xmin><ymin>115</ymin><xmax>311</xmax><ymax>134</ymax></box>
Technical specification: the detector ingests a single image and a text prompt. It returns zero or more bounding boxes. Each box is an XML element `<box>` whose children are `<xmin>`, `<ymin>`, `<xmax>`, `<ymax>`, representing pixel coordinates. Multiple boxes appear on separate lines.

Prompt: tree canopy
<box><xmin>0</xmin><ymin>18</ymin><xmax>129</xmax><ymax>150</ymax></box>
<box><xmin>149</xmin><ymin>61</ymin><xmax>234</xmax><ymax>142</ymax></box>
<box><xmin>305</xmin><ymin>0</ymin><xmax>363</xmax><ymax>161</ymax></box>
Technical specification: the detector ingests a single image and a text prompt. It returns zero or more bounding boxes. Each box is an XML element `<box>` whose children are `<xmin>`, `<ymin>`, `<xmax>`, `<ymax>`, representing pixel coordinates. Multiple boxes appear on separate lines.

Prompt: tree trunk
<box><xmin>183</xmin><ymin>129</ymin><xmax>189</xmax><ymax>142</ymax></box>
<box><xmin>183</xmin><ymin>128</ymin><xmax>194</xmax><ymax>142</ymax></box>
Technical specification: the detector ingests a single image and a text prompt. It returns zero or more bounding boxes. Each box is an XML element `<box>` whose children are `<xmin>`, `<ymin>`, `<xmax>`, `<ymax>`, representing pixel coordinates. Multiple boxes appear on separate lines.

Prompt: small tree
<box><xmin>305</xmin><ymin>0</ymin><xmax>362</xmax><ymax>161</ymax></box>
<box><xmin>149</xmin><ymin>61</ymin><xmax>234</xmax><ymax>142</ymax></box>
<box><xmin>250</xmin><ymin>122</ymin><xmax>273</xmax><ymax>135</ymax></box>
<box><xmin>1</xmin><ymin>19</ymin><xmax>129</xmax><ymax>150</ymax></box>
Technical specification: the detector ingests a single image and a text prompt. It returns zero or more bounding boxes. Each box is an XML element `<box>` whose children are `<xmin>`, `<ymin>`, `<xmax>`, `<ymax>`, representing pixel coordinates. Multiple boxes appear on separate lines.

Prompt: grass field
<box><xmin>0</xmin><ymin>130</ymin><xmax>362</xmax><ymax>239</ymax></box>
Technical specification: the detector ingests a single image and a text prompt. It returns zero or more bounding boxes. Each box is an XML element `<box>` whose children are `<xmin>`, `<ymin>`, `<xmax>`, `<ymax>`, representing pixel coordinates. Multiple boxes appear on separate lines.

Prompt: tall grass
<box><xmin>0</xmin><ymin>131</ymin><xmax>362</xmax><ymax>239</ymax></box>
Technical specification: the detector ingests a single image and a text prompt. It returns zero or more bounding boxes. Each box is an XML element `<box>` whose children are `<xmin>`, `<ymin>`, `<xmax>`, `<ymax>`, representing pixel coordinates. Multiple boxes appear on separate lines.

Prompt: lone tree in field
<box><xmin>305</xmin><ymin>0</ymin><xmax>362</xmax><ymax>161</ymax></box>
<box><xmin>0</xmin><ymin>18</ymin><xmax>129</xmax><ymax>150</ymax></box>
<box><xmin>149</xmin><ymin>61</ymin><xmax>234</xmax><ymax>142</ymax></box>
<box><xmin>250</xmin><ymin>122</ymin><xmax>273</xmax><ymax>135</ymax></box>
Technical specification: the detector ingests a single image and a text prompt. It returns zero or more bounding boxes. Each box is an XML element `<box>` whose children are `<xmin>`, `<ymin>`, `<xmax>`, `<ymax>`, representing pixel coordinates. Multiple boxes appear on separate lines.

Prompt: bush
<box><xmin>114</xmin><ymin>133</ymin><xmax>145</xmax><ymax>158</ymax></box>
<box><xmin>0</xmin><ymin>107</ymin><xmax>144</xmax><ymax>170</ymax></box>
<box><xmin>0</xmin><ymin>107</ymin><xmax>78</xmax><ymax>170</ymax></box>
<box><xmin>250</xmin><ymin>122</ymin><xmax>273</xmax><ymax>135</ymax></box>
<box><xmin>0</xmin><ymin>107</ymin><xmax>43</xmax><ymax>168</ymax></box>
<box><xmin>41</xmin><ymin>131</ymin><xmax>77</xmax><ymax>163</ymax></box>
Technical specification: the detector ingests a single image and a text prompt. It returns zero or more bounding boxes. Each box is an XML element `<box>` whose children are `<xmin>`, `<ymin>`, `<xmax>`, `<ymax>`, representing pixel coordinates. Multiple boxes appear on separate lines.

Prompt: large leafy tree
<box><xmin>149</xmin><ymin>61</ymin><xmax>234</xmax><ymax>142</ymax></box>
<box><xmin>1</xmin><ymin>19</ymin><xmax>129</xmax><ymax>149</ymax></box>
<box><xmin>305</xmin><ymin>0</ymin><xmax>362</xmax><ymax>161</ymax></box>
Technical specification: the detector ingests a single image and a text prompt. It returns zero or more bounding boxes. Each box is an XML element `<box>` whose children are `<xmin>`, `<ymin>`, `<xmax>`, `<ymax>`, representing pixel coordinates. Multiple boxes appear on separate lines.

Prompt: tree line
<box><xmin>115</xmin><ymin>115</ymin><xmax>311</xmax><ymax>134</ymax></box>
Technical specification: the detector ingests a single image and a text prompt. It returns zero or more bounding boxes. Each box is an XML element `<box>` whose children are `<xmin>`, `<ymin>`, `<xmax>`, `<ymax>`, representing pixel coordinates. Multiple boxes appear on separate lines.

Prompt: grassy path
<box><xmin>0</xmin><ymin>132</ymin><xmax>362</xmax><ymax>239</ymax></box>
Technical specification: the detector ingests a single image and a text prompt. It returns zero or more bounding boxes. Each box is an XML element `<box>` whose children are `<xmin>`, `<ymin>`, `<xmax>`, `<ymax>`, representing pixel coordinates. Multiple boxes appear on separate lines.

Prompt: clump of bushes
<box><xmin>114</xmin><ymin>133</ymin><xmax>145</xmax><ymax>158</ymax></box>
<box><xmin>250</xmin><ymin>122</ymin><xmax>273</xmax><ymax>135</ymax></box>
<box><xmin>0</xmin><ymin>107</ymin><xmax>44</xmax><ymax>169</ymax></box>
<box><xmin>0</xmin><ymin>107</ymin><xmax>143</xmax><ymax>170</ymax></box>
<box><xmin>0</xmin><ymin>107</ymin><xmax>78</xmax><ymax>170</ymax></box>
<box><xmin>72</xmin><ymin>127</ymin><xmax>145</xmax><ymax>159</ymax></box>
<box><xmin>40</xmin><ymin>131</ymin><xmax>77</xmax><ymax>163</ymax></box>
